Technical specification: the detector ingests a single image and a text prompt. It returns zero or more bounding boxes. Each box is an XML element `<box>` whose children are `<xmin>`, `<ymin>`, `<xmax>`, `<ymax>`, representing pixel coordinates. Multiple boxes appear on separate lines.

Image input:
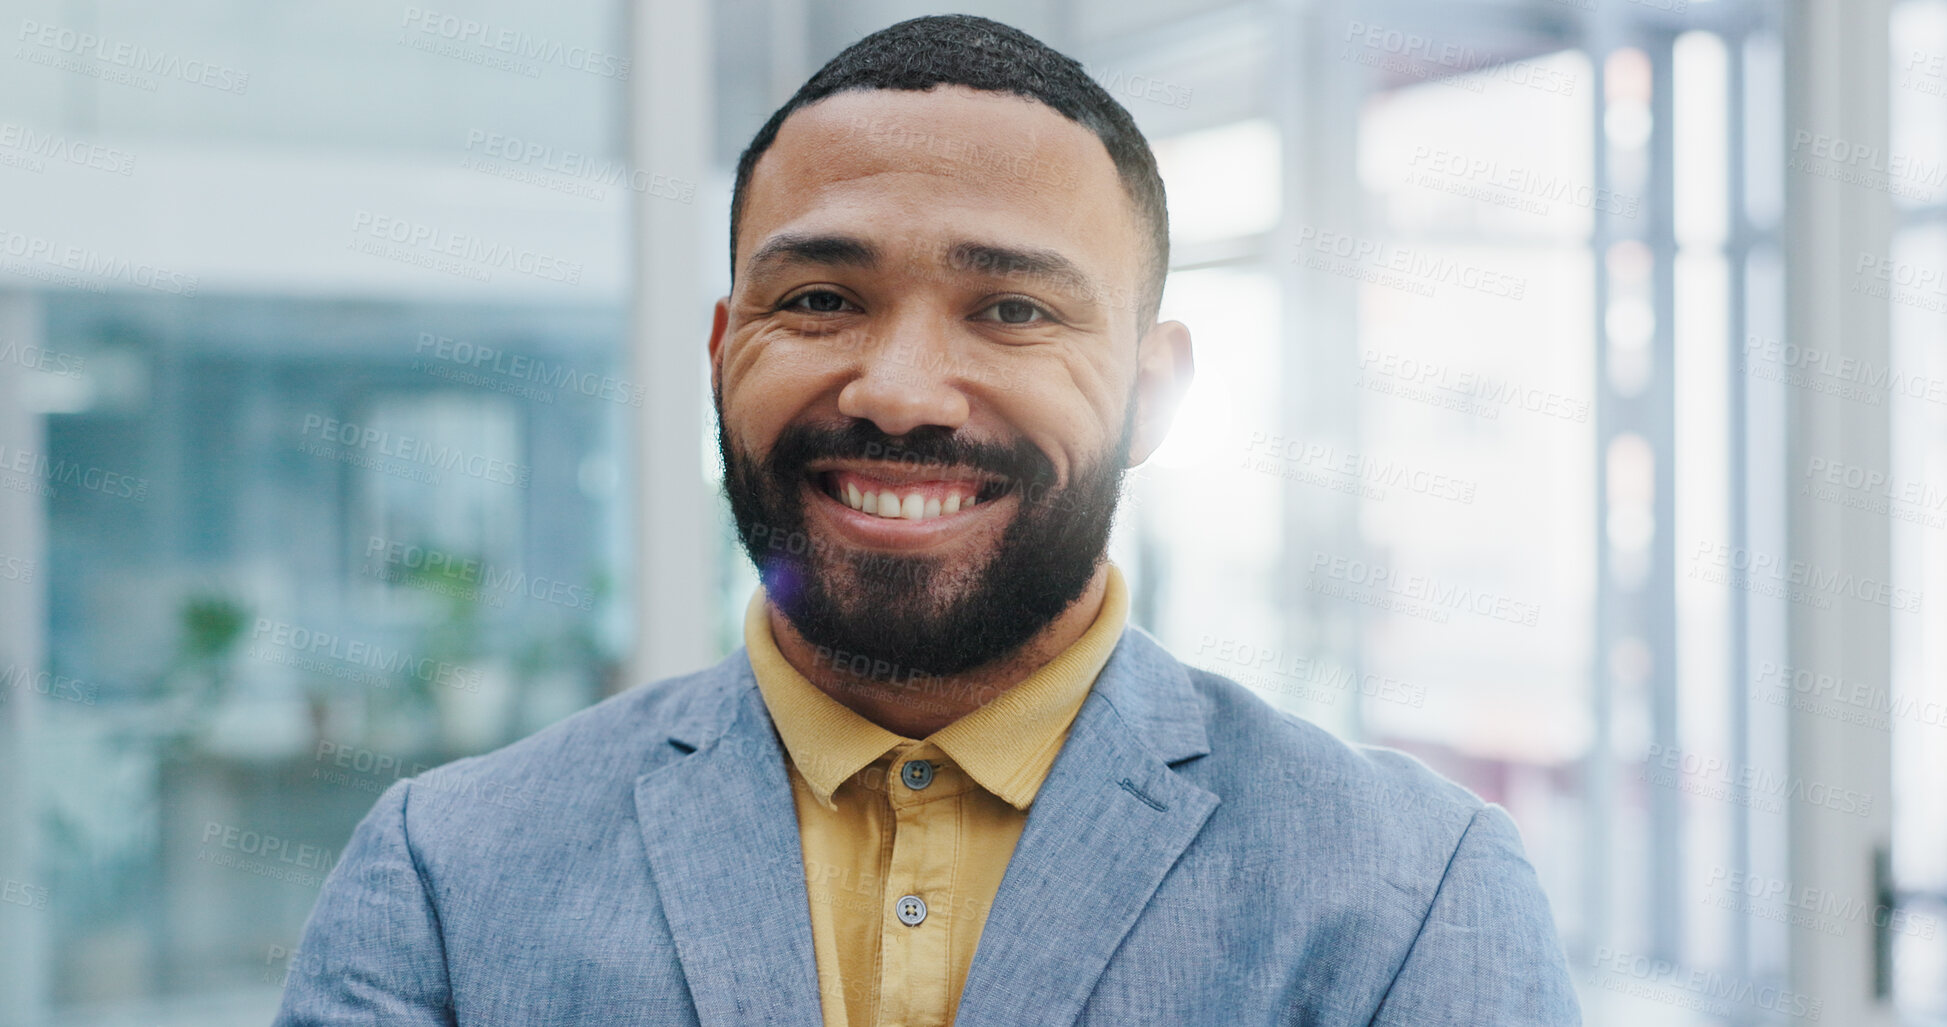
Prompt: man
<box><xmin>277</xmin><ymin>14</ymin><xmax>1579</xmax><ymax>1026</ymax></box>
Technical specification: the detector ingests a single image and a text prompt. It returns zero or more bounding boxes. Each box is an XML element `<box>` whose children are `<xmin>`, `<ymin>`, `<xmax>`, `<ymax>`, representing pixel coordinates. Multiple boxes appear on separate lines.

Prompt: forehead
<box><xmin>738</xmin><ymin>85</ymin><xmax>1140</xmax><ymax>290</ymax></box>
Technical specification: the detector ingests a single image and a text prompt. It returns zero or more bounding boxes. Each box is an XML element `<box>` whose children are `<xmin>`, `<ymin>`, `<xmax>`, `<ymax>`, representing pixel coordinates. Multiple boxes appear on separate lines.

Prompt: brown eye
<box><xmin>787</xmin><ymin>290</ymin><xmax>851</xmax><ymax>313</ymax></box>
<box><xmin>978</xmin><ymin>298</ymin><xmax>1049</xmax><ymax>324</ymax></box>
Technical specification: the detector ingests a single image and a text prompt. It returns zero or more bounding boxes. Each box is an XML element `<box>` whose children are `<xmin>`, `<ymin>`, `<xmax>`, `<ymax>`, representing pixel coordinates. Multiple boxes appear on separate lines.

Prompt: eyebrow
<box><xmin>941</xmin><ymin>241</ymin><xmax>1095</xmax><ymax>299</ymax></box>
<box><xmin>746</xmin><ymin>232</ymin><xmax>881</xmax><ymax>276</ymax></box>
<box><xmin>743</xmin><ymin>232</ymin><xmax>1100</xmax><ymax>303</ymax></box>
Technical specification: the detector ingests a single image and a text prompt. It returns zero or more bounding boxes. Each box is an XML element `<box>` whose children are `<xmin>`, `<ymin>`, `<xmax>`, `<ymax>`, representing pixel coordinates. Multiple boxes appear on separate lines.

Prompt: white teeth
<box><xmin>830</xmin><ymin>476</ymin><xmax>989</xmax><ymax>521</ymax></box>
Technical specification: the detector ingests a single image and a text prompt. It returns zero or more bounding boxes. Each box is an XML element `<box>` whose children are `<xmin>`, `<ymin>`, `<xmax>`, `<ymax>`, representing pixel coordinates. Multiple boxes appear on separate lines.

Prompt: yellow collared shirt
<box><xmin>744</xmin><ymin>563</ymin><xmax>1129</xmax><ymax>1027</ymax></box>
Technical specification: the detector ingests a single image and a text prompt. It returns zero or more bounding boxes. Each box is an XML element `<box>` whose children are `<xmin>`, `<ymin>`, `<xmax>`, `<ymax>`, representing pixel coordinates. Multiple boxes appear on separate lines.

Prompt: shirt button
<box><xmin>900</xmin><ymin>759</ymin><xmax>935</xmax><ymax>790</ymax></box>
<box><xmin>895</xmin><ymin>894</ymin><xmax>928</xmax><ymax>926</ymax></box>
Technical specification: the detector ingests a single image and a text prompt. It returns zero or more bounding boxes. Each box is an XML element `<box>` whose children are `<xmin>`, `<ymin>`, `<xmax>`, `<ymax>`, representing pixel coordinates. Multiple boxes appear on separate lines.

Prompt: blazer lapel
<box><xmin>634</xmin><ymin>657</ymin><xmax>824</xmax><ymax>1027</ymax></box>
<box><xmin>954</xmin><ymin>627</ymin><xmax>1220</xmax><ymax>1027</ymax></box>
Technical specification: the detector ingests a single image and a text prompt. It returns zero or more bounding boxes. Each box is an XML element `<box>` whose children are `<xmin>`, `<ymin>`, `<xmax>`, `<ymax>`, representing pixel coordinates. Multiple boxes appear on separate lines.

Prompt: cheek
<box><xmin>724</xmin><ymin>390</ymin><xmax>795</xmax><ymax>460</ymax></box>
<box><xmin>986</xmin><ymin>380</ymin><xmax>1116</xmax><ymax>482</ymax></box>
<box><xmin>721</xmin><ymin>335</ymin><xmax>836</xmax><ymax>444</ymax></box>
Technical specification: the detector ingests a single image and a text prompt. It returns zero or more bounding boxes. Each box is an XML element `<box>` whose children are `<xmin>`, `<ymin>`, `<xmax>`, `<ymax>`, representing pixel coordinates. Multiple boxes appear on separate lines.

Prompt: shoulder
<box><xmin>1110</xmin><ymin>639</ymin><xmax>1565</xmax><ymax>976</ymax></box>
<box><xmin>1173</xmin><ymin>657</ymin><xmax>1489</xmax><ymax>862</ymax></box>
<box><xmin>394</xmin><ymin>653</ymin><xmax>746</xmax><ymax>839</ymax></box>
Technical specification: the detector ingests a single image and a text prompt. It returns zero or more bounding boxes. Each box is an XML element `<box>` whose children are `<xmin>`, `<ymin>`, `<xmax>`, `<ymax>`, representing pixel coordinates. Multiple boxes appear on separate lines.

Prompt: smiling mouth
<box><xmin>809</xmin><ymin>467</ymin><xmax>1012</xmax><ymax>523</ymax></box>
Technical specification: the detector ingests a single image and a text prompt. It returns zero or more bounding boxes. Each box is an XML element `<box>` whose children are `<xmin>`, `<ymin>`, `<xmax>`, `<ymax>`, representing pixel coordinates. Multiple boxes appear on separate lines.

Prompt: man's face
<box><xmin>711</xmin><ymin>85</ymin><xmax>1186</xmax><ymax>677</ymax></box>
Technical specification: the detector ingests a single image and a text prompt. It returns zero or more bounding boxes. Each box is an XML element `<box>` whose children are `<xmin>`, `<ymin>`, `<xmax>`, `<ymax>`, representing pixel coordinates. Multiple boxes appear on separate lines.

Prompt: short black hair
<box><xmin>729</xmin><ymin>13</ymin><xmax>1170</xmax><ymax>332</ymax></box>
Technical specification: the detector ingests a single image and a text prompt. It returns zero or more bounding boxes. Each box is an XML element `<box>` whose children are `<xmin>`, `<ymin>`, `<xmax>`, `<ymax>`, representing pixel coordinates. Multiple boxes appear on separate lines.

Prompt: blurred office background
<box><xmin>0</xmin><ymin>0</ymin><xmax>1937</xmax><ymax>1023</ymax></box>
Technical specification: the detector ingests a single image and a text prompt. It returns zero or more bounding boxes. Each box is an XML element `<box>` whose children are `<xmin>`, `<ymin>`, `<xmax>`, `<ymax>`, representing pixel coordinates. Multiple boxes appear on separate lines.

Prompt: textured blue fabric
<box><xmin>275</xmin><ymin>624</ymin><xmax>1581</xmax><ymax>1026</ymax></box>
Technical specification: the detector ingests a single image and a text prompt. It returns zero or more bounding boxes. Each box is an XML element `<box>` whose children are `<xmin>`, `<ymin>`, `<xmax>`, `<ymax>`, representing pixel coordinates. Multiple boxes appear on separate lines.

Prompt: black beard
<box><xmin>717</xmin><ymin>393</ymin><xmax>1135</xmax><ymax>679</ymax></box>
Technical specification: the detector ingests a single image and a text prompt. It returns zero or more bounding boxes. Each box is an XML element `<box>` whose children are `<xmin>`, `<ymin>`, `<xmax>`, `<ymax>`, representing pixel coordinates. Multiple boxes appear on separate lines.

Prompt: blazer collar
<box><xmin>659</xmin><ymin>617</ymin><xmax>1209</xmax><ymax>767</ymax></box>
<box><xmin>635</xmin><ymin>622</ymin><xmax>1217</xmax><ymax>1027</ymax></box>
<box><xmin>634</xmin><ymin>655</ymin><xmax>825</xmax><ymax>1027</ymax></box>
<box><xmin>952</xmin><ymin>624</ymin><xmax>1220</xmax><ymax>1027</ymax></box>
<box><xmin>1082</xmin><ymin>622</ymin><xmax>1212</xmax><ymax>766</ymax></box>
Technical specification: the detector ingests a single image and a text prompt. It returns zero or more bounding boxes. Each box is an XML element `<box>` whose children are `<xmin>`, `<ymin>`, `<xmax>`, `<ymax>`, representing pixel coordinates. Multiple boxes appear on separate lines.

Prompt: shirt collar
<box><xmin>744</xmin><ymin>562</ymin><xmax>1130</xmax><ymax>812</ymax></box>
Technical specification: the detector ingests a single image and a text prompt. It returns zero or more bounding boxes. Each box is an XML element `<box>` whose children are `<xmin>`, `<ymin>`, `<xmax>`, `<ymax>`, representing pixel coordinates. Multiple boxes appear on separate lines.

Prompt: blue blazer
<box><xmin>275</xmin><ymin>624</ymin><xmax>1581</xmax><ymax>1025</ymax></box>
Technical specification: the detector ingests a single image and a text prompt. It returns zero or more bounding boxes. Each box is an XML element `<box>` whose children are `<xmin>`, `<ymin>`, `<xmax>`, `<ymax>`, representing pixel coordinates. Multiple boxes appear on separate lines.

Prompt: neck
<box><xmin>767</xmin><ymin>562</ymin><xmax>1111</xmax><ymax>738</ymax></box>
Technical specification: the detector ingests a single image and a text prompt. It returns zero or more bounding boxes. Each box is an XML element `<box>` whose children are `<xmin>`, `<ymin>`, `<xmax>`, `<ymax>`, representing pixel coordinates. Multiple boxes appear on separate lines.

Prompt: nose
<box><xmin>835</xmin><ymin>327</ymin><xmax>971</xmax><ymax>438</ymax></box>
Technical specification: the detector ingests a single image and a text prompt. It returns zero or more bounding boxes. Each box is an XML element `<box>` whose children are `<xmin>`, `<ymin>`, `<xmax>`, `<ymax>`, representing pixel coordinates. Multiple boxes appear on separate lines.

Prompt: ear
<box><xmin>1125</xmin><ymin>318</ymin><xmax>1194</xmax><ymax>467</ymax></box>
<box><xmin>707</xmin><ymin>296</ymin><xmax>731</xmax><ymax>398</ymax></box>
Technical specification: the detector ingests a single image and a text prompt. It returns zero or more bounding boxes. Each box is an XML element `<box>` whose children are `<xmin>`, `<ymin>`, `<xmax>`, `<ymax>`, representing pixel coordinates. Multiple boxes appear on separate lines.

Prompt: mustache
<box><xmin>763</xmin><ymin>420</ymin><xmax>1054</xmax><ymax>488</ymax></box>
